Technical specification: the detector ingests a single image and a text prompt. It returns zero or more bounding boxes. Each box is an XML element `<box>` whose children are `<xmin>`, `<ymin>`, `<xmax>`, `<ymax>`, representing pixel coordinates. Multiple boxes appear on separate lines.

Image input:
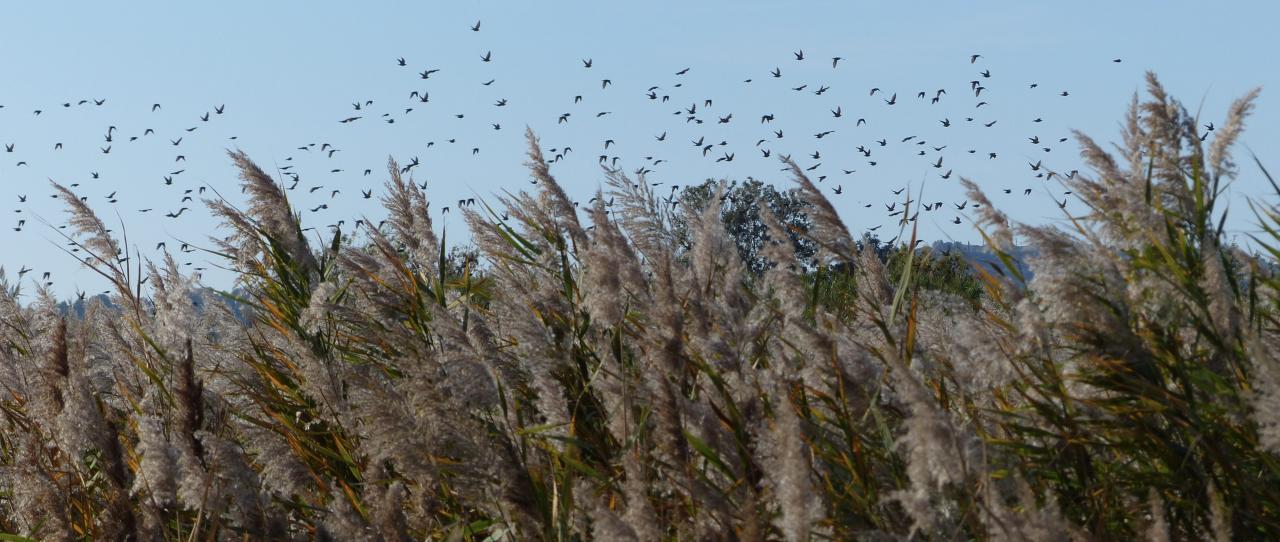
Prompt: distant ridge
<box><xmin>930</xmin><ymin>240</ymin><xmax>1037</xmax><ymax>281</ymax></box>
<box><xmin>57</xmin><ymin>287</ymin><xmax>251</xmax><ymax>322</ymax></box>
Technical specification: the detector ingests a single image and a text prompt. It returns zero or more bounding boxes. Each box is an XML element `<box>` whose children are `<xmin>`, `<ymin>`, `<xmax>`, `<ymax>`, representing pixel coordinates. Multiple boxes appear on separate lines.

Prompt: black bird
<box><xmin>676</xmin><ymin>67</ymin><xmax>690</xmax><ymax>75</ymax></box>
<box><xmin>470</xmin><ymin>20</ymin><xmax>481</xmax><ymax>31</ymax></box>
<box><xmin>885</xmin><ymin>93</ymin><xmax>897</xmax><ymax>105</ymax></box>
<box><xmin>771</xmin><ymin>67</ymin><xmax>782</xmax><ymax>78</ymax></box>
<box><xmin>419</xmin><ymin>68</ymin><xmax>440</xmax><ymax>79</ymax></box>
<box><xmin>397</xmin><ymin>57</ymin><xmax>406</xmax><ymax>66</ymax></box>
<box><xmin>793</xmin><ymin>50</ymin><xmax>804</xmax><ymax>60</ymax></box>
<box><xmin>582</xmin><ymin>58</ymin><xmax>592</xmax><ymax>68</ymax></box>
<box><xmin>601</xmin><ymin>79</ymin><xmax>611</xmax><ymax>88</ymax></box>
<box><xmin>215</xmin><ymin>104</ymin><xmax>225</xmax><ymax>114</ymax></box>
<box><xmin>970</xmin><ymin>53</ymin><xmax>982</xmax><ymax>63</ymax></box>
<box><xmin>832</xmin><ymin>56</ymin><xmax>842</xmax><ymax>68</ymax></box>
<box><xmin>831</xmin><ymin>106</ymin><xmax>842</xmax><ymax>118</ymax></box>
<box><xmin>481</xmin><ymin>51</ymin><xmax>492</xmax><ymax>62</ymax></box>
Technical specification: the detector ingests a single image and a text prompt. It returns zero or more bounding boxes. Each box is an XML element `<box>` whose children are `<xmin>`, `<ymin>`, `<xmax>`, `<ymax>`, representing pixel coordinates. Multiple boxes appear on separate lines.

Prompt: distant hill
<box><xmin>58</xmin><ymin>287</ymin><xmax>252</xmax><ymax>323</ymax></box>
<box><xmin>930</xmin><ymin>240</ymin><xmax>1038</xmax><ymax>281</ymax></box>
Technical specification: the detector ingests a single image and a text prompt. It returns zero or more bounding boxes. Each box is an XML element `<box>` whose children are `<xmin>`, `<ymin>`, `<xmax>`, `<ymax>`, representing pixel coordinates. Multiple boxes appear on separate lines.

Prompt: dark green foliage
<box><xmin>676</xmin><ymin>178</ymin><xmax>816</xmax><ymax>274</ymax></box>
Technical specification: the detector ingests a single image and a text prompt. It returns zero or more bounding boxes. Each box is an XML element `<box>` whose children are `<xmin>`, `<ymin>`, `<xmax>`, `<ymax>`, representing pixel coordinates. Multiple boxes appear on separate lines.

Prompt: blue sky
<box><xmin>0</xmin><ymin>1</ymin><xmax>1276</xmax><ymax>297</ymax></box>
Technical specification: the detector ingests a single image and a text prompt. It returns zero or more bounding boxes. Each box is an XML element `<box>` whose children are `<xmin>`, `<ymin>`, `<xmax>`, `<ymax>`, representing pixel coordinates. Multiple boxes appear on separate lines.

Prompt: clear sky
<box><xmin>0</xmin><ymin>1</ymin><xmax>1276</xmax><ymax>297</ymax></box>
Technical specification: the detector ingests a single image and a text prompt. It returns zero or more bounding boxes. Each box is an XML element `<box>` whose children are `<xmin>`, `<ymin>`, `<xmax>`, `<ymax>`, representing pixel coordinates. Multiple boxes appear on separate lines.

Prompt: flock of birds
<box><xmin>0</xmin><ymin>17</ymin><xmax>1160</xmax><ymax>296</ymax></box>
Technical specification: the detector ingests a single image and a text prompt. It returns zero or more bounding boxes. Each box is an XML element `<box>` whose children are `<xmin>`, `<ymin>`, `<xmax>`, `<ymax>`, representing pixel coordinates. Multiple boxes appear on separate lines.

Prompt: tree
<box><xmin>676</xmin><ymin>178</ymin><xmax>815</xmax><ymax>275</ymax></box>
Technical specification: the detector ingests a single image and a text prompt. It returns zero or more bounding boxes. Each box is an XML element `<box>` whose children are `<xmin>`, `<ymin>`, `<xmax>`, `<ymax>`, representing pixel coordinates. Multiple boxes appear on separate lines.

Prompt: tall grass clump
<box><xmin>0</xmin><ymin>74</ymin><xmax>1276</xmax><ymax>540</ymax></box>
